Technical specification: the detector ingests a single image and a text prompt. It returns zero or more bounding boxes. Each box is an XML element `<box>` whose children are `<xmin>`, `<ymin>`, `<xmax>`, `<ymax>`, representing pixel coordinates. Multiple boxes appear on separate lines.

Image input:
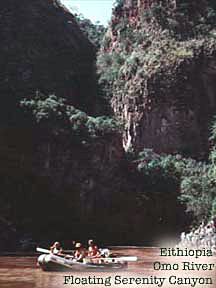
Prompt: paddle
<box><xmin>105</xmin><ymin>256</ymin><xmax>137</xmax><ymax>262</ymax></box>
<box><xmin>36</xmin><ymin>247</ymin><xmax>71</xmax><ymax>257</ymax></box>
<box><xmin>36</xmin><ymin>247</ymin><xmax>137</xmax><ymax>262</ymax></box>
<box><xmin>36</xmin><ymin>247</ymin><xmax>74</xmax><ymax>259</ymax></box>
<box><xmin>36</xmin><ymin>247</ymin><xmax>51</xmax><ymax>254</ymax></box>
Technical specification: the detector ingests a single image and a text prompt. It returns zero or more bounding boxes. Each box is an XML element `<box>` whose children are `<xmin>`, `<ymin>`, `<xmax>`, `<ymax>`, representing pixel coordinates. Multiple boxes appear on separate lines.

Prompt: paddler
<box><xmin>74</xmin><ymin>242</ymin><xmax>87</xmax><ymax>262</ymax></box>
<box><xmin>50</xmin><ymin>241</ymin><xmax>64</xmax><ymax>256</ymax></box>
<box><xmin>88</xmin><ymin>239</ymin><xmax>101</xmax><ymax>258</ymax></box>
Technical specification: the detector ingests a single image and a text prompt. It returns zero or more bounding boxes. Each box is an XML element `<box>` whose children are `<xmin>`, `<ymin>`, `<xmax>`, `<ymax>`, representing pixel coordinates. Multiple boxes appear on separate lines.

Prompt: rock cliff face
<box><xmin>0</xmin><ymin>0</ymin><xmax>208</xmax><ymax>249</ymax></box>
<box><xmin>0</xmin><ymin>0</ymin><xmax>123</xmax><ymax>248</ymax></box>
<box><xmin>0</xmin><ymin>92</ymin><xmax>127</xmax><ymax>248</ymax></box>
<box><xmin>98</xmin><ymin>0</ymin><xmax>216</xmax><ymax>157</ymax></box>
<box><xmin>0</xmin><ymin>0</ymin><xmax>96</xmax><ymax>115</ymax></box>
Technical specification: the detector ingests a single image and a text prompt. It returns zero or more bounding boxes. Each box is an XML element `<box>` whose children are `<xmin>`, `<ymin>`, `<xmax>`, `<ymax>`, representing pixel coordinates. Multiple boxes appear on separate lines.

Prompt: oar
<box><xmin>36</xmin><ymin>247</ymin><xmax>137</xmax><ymax>262</ymax></box>
<box><xmin>36</xmin><ymin>247</ymin><xmax>138</xmax><ymax>263</ymax></box>
<box><xmin>36</xmin><ymin>247</ymin><xmax>51</xmax><ymax>254</ymax></box>
<box><xmin>96</xmin><ymin>256</ymin><xmax>137</xmax><ymax>262</ymax></box>
<box><xmin>110</xmin><ymin>256</ymin><xmax>137</xmax><ymax>262</ymax></box>
<box><xmin>36</xmin><ymin>247</ymin><xmax>74</xmax><ymax>259</ymax></box>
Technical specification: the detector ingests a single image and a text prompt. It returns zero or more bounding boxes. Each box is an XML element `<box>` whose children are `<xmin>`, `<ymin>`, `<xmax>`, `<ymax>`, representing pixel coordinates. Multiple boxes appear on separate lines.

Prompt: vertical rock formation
<box><xmin>0</xmin><ymin>1</ymin><xmax>124</xmax><ymax>246</ymax></box>
<box><xmin>98</xmin><ymin>0</ymin><xmax>216</xmax><ymax>157</ymax></box>
<box><xmin>0</xmin><ymin>0</ymin><xmax>96</xmax><ymax>115</ymax></box>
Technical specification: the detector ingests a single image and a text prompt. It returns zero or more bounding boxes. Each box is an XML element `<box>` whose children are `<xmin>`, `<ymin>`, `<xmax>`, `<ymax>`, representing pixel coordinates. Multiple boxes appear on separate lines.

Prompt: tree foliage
<box><xmin>20</xmin><ymin>92</ymin><xmax>120</xmax><ymax>140</ymax></box>
<box><xmin>74</xmin><ymin>13</ymin><xmax>106</xmax><ymax>49</ymax></box>
<box><xmin>132</xmin><ymin>148</ymin><xmax>216</xmax><ymax>226</ymax></box>
<box><xmin>97</xmin><ymin>0</ymin><xmax>216</xmax><ymax>102</ymax></box>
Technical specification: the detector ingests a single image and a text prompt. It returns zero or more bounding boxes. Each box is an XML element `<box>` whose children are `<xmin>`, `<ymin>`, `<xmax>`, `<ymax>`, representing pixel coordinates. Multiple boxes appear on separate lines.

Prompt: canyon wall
<box><xmin>0</xmin><ymin>0</ymin><xmax>123</xmax><ymax>249</ymax></box>
<box><xmin>98</xmin><ymin>0</ymin><xmax>216</xmax><ymax>157</ymax></box>
<box><xmin>0</xmin><ymin>0</ymin><xmax>96</xmax><ymax>115</ymax></box>
<box><xmin>1</xmin><ymin>0</ymin><xmax>211</xmax><ymax>249</ymax></box>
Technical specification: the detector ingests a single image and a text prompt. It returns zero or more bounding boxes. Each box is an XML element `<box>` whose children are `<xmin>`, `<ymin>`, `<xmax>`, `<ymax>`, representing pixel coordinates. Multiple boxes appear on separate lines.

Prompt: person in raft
<box><xmin>88</xmin><ymin>239</ymin><xmax>101</xmax><ymax>258</ymax></box>
<box><xmin>50</xmin><ymin>241</ymin><xmax>64</xmax><ymax>255</ymax></box>
<box><xmin>74</xmin><ymin>242</ymin><xmax>87</xmax><ymax>262</ymax></box>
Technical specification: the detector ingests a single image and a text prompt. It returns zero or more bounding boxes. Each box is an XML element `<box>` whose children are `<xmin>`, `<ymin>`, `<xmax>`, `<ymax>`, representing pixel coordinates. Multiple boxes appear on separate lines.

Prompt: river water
<box><xmin>0</xmin><ymin>248</ymin><xmax>215</xmax><ymax>288</ymax></box>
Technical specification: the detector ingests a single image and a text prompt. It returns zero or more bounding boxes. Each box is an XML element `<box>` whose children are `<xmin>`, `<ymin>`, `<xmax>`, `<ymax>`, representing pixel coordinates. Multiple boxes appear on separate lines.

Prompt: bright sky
<box><xmin>61</xmin><ymin>0</ymin><xmax>115</xmax><ymax>25</ymax></box>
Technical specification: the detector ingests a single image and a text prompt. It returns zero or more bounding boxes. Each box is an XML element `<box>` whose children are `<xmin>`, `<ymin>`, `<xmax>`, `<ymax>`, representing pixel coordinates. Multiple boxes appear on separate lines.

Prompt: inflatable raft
<box><xmin>38</xmin><ymin>253</ymin><xmax>128</xmax><ymax>271</ymax></box>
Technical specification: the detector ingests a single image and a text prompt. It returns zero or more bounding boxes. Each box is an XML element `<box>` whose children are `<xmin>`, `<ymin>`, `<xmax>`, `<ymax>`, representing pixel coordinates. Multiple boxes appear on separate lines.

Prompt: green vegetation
<box><xmin>132</xmin><ymin>128</ymin><xmax>216</xmax><ymax>226</ymax></box>
<box><xmin>74</xmin><ymin>13</ymin><xmax>106</xmax><ymax>49</ymax></box>
<box><xmin>97</xmin><ymin>0</ymin><xmax>216</xmax><ymax>102</ymax></box>
<box><xmin>96</xmin><ymin>0</ymin><xmax>216</xmax><ymax>228</ymax></box>
<box><xmin>20</xmin><ymin>93</ymin><xmax>120</xmax><ymax>140</ymax></box>
<box><xmin>2</xmin><ymin>0</ymin><xmax>216</xmax><ymax>248</ymax></box>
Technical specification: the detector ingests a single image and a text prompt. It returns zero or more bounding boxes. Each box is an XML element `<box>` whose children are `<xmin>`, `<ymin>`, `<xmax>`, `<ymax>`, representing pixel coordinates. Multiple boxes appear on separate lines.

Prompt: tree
<box><xmin>74</xmin><ymin>13</ymin><xmax>106</xmax><ymax>50</ymax></box>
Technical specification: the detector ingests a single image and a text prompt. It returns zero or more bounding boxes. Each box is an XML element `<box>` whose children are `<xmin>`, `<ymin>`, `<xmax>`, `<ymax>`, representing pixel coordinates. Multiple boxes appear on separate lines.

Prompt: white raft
<box><xmin>37</xmin><ymin>248</ymin><xmax>137</xmax><ymax>271</ymax></box>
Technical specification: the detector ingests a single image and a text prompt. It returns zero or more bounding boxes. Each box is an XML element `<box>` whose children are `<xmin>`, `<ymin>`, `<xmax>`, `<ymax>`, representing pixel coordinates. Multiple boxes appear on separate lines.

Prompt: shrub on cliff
<box><xmin>74</xmin><ymin>13</ymin><xmax>106</xmax><ymax>50</ymax></box>
<box><xmin>180</xmin><ymin>170</ymin><xmax>215</xmax><ymax>223</ymax></box>
<box><xmin>134</xmin><ymin>149</ymin><xmax>215</xmax><ymax>225</ymax></box>
<box><xmin>137</xmin><ymin>153</ymin><xmax>180</xmax><ymax>200</ymax></box>
<box><xmin>20</xmin><ymin>92</ymin><xmax>120</xmax><ymax>140</ymax></box>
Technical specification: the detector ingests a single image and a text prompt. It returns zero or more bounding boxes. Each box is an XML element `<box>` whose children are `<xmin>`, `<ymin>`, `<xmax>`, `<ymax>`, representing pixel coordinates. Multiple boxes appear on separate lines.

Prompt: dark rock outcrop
<box><xmin>0</xmin><ymin>0</ymin><xmax>96</xmax><ymax>115</ymax></box>
<box><xmin>0</xmin><ymin>0</ymin><xmax>112</xmax><ymax>249</ymax></box>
